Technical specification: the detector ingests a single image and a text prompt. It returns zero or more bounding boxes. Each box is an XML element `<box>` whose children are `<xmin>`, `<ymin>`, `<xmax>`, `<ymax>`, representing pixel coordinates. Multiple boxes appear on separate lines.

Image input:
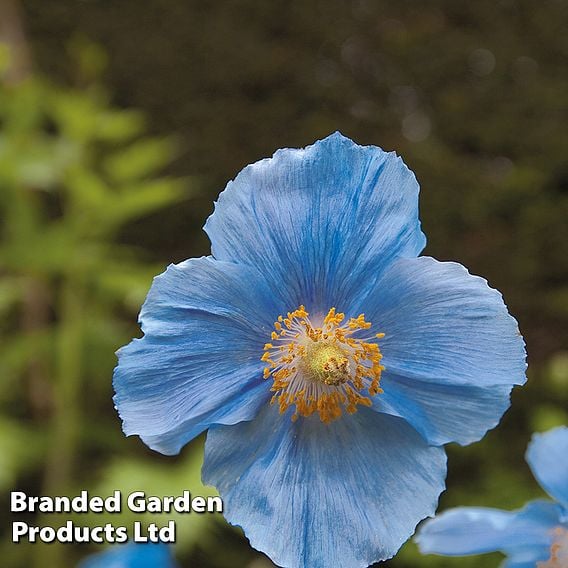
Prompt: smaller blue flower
<box><xmin>78</xmin><ymin>542</ymin><xmax>178</xmax><ymax>568</ymax></box>
<box><xmin>416</xmin><ymin>426</ymin><xmax>568</xmax><ymax>567</ymax></box>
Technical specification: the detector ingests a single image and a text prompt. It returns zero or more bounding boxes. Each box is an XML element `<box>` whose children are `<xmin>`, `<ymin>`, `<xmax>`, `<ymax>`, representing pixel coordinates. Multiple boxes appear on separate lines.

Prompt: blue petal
<box><xmin>360</xmin><ymin>256</ymin><xmax>526</xmax><ymax>445</ymax></box>
<box><xmin>79</xmin><ymin>543</ymin><xmax>178</xmax><ymax>568</ymax></box>
<box><xmin>205</xmin><ymin>132</ymin><xmax>426</xmax><ymax>313</ymax></box>
<box><xmin>203</xmin><ymin>405</ymin><xmax>446</xmax><ymax>568</ymax></box>
<box><xmin>504</xmin><ymin>501</ymin><xmax>564</xmax><ymax>565</ymax></box>
<box><xmin>507</xmin><ymin>501</ymin><xmax>565</xmax><ymax>547</ymax></box>
<box><xmin>416</xmin><ymin>500</ymin><xmax>562</xmax><ymax>561</ymax></box>
<box><xmin>503</xmin><ymin>560</ymin><xmax>540</xmax><ymax>568</ymax></box>
<box><xmin>416</xmin><ymin>507</ymin><xmax>516</xmax><ymax>556</ymax></box>
<box><xmin>376</xmin><ymin>374</ymin><xmax>514</xmax><ymax>446</ymax></box>
<box><xmin>113</xmin><ymin>257</ymin><xmax>278</xmax><ymax>455</ymax></box>
<box><xmin>526</xmin><ymin>426</ymin><xmax>568</xmax><ymax>508</ymax></box>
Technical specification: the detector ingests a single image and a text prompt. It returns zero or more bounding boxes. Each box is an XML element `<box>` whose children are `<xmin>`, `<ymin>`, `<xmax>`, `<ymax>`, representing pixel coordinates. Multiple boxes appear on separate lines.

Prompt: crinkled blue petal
<box><xmin>416</xmin><ymin>500</ymin><xmax>562</xmax><ymax>563</ymax></box>
<box><xmin>203</xmin><ymin>405</ymin><xmax>446</xmax><ymax>568</ymax></box>
<box><xmin>113</xmin><ymin>257</ymin><xmax>279</xmax><ymax>455</ymax></box>
<box><xmin>79</xmin><ymin>543</ymin><xmax>178</xmax><ymax>568</ymax></box>
<box><xmin>205</xmin><ymin>132</ymin><xmax>426</xmax><ymax>313</ymax></box>
<box><xmin>359</xmin><ymin>256</ymin><xmax>526</xmax><ymax>445</ymax></box>
<box><xmin>376</xmin><ymin>374</ymin><xmax>514</xmax><ymax>446</ymax></box>
<box><xmin>526</xmin><ymin>426</ymin><xmax>568</xmax><ymax>508</ymax></box>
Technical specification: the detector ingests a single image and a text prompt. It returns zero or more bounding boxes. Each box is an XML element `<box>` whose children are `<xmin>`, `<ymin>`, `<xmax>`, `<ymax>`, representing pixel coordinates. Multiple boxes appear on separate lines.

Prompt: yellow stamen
<box><xmin>262</xmin><ymin>306</ymin><xmax>385</xmax><ymax>424</ymax></box>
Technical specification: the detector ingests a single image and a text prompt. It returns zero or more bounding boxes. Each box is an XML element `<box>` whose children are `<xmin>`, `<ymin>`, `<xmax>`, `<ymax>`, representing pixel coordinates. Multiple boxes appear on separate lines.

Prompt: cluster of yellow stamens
<box><xmin>538</xmin><ymin>527</ymin><xmax>568</xmax><ymax>568</ymax></box>
<box><xmin>261</xmin><ymin>306</ymin><xmax>385</xmax><ymax>424</ymax></box>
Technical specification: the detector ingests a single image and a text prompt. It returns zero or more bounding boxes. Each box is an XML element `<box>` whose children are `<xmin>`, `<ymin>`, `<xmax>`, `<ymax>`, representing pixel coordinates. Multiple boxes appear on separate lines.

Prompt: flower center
<box><xmin>302</xmin><ymin>342</ymin><xmax>350</xmax><ymax>386</ymax></box>
<box><xmin>538</xmin><ymin>527</ymin><xmax>568</xmax><ymax>568</ymax></box>
<box><xmin>261</xmin><ymin>305</ymin><xmax>385</xmax><ymax>423</ymax></box>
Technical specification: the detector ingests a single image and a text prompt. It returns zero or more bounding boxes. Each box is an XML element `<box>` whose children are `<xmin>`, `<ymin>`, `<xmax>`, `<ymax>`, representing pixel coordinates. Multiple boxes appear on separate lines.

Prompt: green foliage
<box><xmin>0</xmin><ymin>47</ymin><xmax>202</xmax><ymax>568</ymax></box>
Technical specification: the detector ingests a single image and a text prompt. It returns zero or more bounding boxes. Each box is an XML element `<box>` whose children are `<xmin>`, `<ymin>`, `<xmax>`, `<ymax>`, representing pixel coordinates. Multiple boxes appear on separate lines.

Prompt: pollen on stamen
<box><xmin>261</xmin><ymin>305</ymin><xmax>385</xmax><ymax>424</ymax></box>
<box><xmin>538</xmin><ymin>527</ymin><xmax>568</xmax><ymax>568</ymax></box>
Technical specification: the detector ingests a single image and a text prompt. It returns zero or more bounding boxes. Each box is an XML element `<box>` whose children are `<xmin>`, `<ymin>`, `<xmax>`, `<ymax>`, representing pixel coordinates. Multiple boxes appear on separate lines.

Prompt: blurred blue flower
<box><xmin>78</xmin><ymin>543</ymin><xmax>178</xmax><ymax>568</ymax></box>
<box><xmin>114</xmin><ymin>133</ymin><xmax>526</xmax><ymax>567</ymax></box>
<box><xmin>416</xmin><ymin>426</ymin><xmax>568</xmax><ymax>567</ymax></box>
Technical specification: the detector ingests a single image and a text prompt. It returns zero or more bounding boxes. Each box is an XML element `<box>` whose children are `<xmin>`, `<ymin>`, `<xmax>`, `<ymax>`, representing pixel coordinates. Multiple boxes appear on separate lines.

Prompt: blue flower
<box><xmin>114</xmin><ymin>133</ymin><xmax>526</xmax><ymax>567</ymax></box>
<box><xmin>78</xmin><ymin>543</ymin><xmax>178</xmax><ymax>568</ymax></box>
<box><xmin>416</xmin><ymin>426</ymin><xmax>568</xmax><ymax>567</ymax></box>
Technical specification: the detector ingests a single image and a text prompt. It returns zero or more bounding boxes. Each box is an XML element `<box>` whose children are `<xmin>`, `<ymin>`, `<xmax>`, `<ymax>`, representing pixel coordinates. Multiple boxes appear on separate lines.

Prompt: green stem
<box><xmin>37</xmin><ymin>274</ymin><xmax>84</xmax><ymax>568</ymax></box>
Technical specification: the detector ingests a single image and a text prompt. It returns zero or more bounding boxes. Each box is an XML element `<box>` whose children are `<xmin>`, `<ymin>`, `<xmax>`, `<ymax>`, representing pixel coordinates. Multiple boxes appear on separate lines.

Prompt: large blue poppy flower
<box><xmin>78</xmin><ymin>543</ymin><xmax>178</xmax><ymax>568</ymax></box>
<box><xmin>416</xmin><ymin>426</ymin><xmax>568</xmax><ymax>567</ymax></box>
<box><xmin>114</xmin><ymin>133</ymin><xmax>527</xmax><ymax>567</ymax></box>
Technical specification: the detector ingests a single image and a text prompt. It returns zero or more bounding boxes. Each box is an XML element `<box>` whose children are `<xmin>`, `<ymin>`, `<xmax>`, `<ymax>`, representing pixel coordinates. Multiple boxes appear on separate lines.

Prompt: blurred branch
<box><xmin>0</xmin><ymin>0</ymin><xmax>32</xmax><ymax>82</ymax></box>
<box><xmin>0</xmin><ymin>0</ymin><xmax>49</xmax><ymax>417</ymax></box>
<box><xmin>21</xmin><ymin>279</ymin><xmax>53</xmax><ymax>419</ymax></box>
<box><xmin>0</xmin><ymin>0</ymin><xmax>53</xmax><ymax>421</ymax></box>
<box><xmin>43</xmin><ymin>276</ymin><xmax>84</xmax><ymax>493</ymax></box>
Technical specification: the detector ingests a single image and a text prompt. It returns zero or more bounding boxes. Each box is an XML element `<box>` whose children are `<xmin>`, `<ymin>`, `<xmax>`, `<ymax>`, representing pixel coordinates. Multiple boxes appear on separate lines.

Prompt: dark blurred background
<box><xmin>1</xmin><ymin>1</ymin><xmax>567</xmax><ymax>567</ymax></box>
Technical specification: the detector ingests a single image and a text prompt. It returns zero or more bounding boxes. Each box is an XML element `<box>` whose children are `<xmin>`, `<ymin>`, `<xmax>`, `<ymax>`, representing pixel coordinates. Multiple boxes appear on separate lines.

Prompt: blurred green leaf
<box><xmin>67</xmin><ymin>35</ymin><xmax>108</xmax><ymax>80</ymax></box>
<box><xmin>0</xmin><ymin>277</ymin><xmax>23</xmax><ymax>315</ymax></box>
<box><xmin>531</xmin><ymin>404</ymin><xmax>568</xmax><ymax>433</ymax></box>
<box><xmin>0</xmin><ymin>418</ymin><xmax>46</xmax><ymax>490</ymax></box>
<box><xmin>96</xmin><ymin>109</ymin><xmax>146</xmax><ymax>142</ymax></box>
<box><xmin>104</xmin><ymin>138</ymin><xmax>179</xmax><ymax>183</ymax></box>
<box><xmin>0</xmin><ymin>328</ymin><xmax>54</xmax><ymax>395</ymax></box>
<box><xmin>103</xmin><ymin>178</ymin><xmax>191</xmax><ymax>229</ymax></box>
<box><xmin>547</xmin><ymin>352</ymin><xmax>568</xmax><ymax>395</ymax></box>
<box><xmin>93</xmin><ymin>259</ymin><xmax>159</xmax><ymax>309</ymax></box>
